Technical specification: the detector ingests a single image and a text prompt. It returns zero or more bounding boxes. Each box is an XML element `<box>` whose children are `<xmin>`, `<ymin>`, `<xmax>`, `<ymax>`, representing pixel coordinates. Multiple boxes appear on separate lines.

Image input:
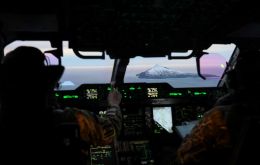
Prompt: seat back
<box><xmin>54</xmin><ymin>122</ymin><xmax>82</xmax><ymax>165</ymax></box>
<box><xmin>229</xmin><ymin>115</ymin><xmax>260</xmax><ymax>165</ymax></box>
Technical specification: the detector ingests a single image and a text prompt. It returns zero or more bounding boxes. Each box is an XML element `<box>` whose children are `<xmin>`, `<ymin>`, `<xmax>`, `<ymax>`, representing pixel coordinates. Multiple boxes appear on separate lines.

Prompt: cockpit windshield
<box><xmin>124</xmin><ymin>44</ymin><xmax>236</xmax><ymax>88</ymax></box>
<box><xmin>4</xmin><ymin>41</ymin><xmax>235</xmax><ymax>90</ymax></box>
<box><xmin>4</xmin><ymin>41</ymin><xmax>114</xmax><ymax>90</ymax></box>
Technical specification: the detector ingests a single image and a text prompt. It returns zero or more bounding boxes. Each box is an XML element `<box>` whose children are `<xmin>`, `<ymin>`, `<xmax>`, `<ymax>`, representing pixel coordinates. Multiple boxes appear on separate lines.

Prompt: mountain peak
<box><xmin>153</xmin><ymin>64</ymin><xmax>168</xmax><ymax>68</ymax></box>
<box><xmin>136</xmin><ymin>64</ymin><xmax>198</xmax><ymax>79</ymax></box>
<box><xmin>153</xmin><ymin>64</ymin><xmax>162</xmax><ymax>67</ymax></box>
<box><xmin>148</xmin><ymin>64</ymin><xmax>171</xmax><ymax>73</ymax></box>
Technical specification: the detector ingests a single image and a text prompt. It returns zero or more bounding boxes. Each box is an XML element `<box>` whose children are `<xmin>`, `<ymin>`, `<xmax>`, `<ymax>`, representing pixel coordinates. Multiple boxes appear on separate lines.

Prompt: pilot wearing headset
<box><xmin>0</xmin><ymin>46</ymin><xmax>122</xmax><ymax>164</ymax></box>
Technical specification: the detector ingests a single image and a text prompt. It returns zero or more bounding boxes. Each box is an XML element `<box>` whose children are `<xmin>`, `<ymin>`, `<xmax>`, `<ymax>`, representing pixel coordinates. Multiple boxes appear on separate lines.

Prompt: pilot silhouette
<box><xmin>176</xmin><ymin>48</ymin><xmax>260</xmax><ymax>165</ymax></box>
<box><xmin>0</xmin><ymin>46</ymin><xmax>122</xmax><ymax>164</ymax></box>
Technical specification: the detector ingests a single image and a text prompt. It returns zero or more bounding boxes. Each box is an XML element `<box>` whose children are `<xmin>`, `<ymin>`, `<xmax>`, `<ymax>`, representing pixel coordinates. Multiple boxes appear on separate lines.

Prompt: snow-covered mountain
<box><xmin>136</xmin><ymin>64</ymin><xmax>200</xmax><ymax>79</ymax></box>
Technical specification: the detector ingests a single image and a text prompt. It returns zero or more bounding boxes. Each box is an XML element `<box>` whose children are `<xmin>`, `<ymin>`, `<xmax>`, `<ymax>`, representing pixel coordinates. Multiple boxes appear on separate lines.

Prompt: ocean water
<box><xmin>58</xmin><ymin>68</ymin><xmax>220</xmax><ymax>90</ymax></box>
<box><xmin>125</xmin><ymin>76</ymin><xmax>219</xmax><ymax>88</ymax></box>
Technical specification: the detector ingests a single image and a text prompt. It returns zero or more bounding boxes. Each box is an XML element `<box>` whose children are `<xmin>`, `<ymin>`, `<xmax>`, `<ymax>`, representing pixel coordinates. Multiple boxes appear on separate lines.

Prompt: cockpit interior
<box><xmin>1</xmin><ymin>0</ymin><xmax>260</xmax><ymax>165</ymax></box>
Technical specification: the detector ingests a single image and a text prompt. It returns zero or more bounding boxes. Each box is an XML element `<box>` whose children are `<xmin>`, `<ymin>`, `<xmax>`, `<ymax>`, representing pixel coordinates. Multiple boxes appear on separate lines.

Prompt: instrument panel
<box><xmin>55</xmin><ymin>82</ymin><xmax>225</xmax><ymax>107</ymax></box>
<box><xmin>55</xmin><ymin>82</ymin><xmax>226</xmax><ymax>129</ymax></box>
<box><xmin>54</xmin><ymin>83</ymin><xmax>227</xmax><ymax>165</ymax></box>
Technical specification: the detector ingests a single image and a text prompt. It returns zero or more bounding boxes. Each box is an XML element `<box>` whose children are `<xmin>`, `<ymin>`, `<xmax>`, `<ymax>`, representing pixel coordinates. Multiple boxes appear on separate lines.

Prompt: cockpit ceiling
<box><xmin>0</xmin><ymin>0</ymin><xmax>260</xmax><ymax>56</ymax></box>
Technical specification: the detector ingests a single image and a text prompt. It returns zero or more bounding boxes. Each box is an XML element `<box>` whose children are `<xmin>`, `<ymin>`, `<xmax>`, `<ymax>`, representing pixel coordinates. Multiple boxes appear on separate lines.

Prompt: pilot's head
<box><xmin>1</xmin><ymin>46</ymin><xmax>64</xmax><ymax>92</ymax></box>
<box><xmin>2</xmin><ymin>46</ymin><xmax>45</xmax><ymax>68</ymax></box>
